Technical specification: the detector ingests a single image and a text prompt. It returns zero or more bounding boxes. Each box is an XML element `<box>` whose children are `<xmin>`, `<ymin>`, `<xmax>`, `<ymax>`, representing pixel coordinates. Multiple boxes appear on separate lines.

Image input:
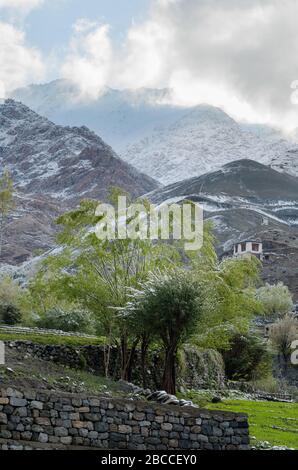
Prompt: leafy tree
<box><xmin>269</xmin><ymin>314</ymin><xmax>298</xmax><ymax>374</ymax></box>
<box><xmin>0</xmin><ymin>276</ymin><xmax>23</xmax><ymax>305</ymax></box>
<box><xmin>0</xmin><ymin>275</ymin><xmax>27</xmax><ymax>323</ymax></box>
<box><xmin>0</xmin><ymin>304</ymin><xmax>22</xmax><ymax>325</ymax></box>
<box><xmin>257</xmin><ymin>282</ymin><xmax>293</xmax><ymax>319</ymax></box>
<box><xmin>0</xmin><ymin>170</ymin><xmax>14</xmax><ymax>260</ymax></box>
<box><xmin>193</xmin><ymin>256</ymin><xmax>262</xmax><ymax>350</ymax></box>
<box><xmin>30</xmin><ymin>194</ymin><xmax>181</xmax><ymax>379</ymax></box>
<box><xmin>121</xmin><ymin>269</ymin><xmax>204</xmax><ymax>394</ymax></box>
<box><xmin>222</xmin><ymin>333</ymin><xmax>270</xmax><ymax>381</ymax></box>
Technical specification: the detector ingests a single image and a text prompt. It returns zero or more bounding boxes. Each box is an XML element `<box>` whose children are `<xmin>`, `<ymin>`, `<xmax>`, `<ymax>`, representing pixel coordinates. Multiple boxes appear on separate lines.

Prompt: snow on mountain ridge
<box><xmin>10</xmin><ymin>79</ymin><xmax>298</xmax><ymax>185</ymax></box>
<box><xmin>0</xmin><ymin>98</ymin><xmax>159</xmax><ymax>265</ymax></box>
<box><xmin>0</xmin><ymin>98</ymin><xmax>157</xmax><ymax>199</ymax></box>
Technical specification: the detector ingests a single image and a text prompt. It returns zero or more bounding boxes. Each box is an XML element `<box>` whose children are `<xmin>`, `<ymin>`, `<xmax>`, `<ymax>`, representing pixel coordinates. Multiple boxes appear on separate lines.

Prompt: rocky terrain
<box><xmin>149</xmin><ymin>160</ymin><xmax>298</xmax><ymax>298</ymax></box>
<box><xmin>0</xmin><ymin>99</ymin><xmax>158</xmax><ymax>264</ymax></box>
<box><xmin>11</xmin><ymin>80</ymin><xmax>298</xmax><ymax>184</ymax></box>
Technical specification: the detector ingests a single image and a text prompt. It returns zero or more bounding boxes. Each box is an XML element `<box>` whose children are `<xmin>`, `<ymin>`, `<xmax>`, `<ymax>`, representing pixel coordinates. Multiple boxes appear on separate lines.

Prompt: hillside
<box><xmin>10</xmin><ymin>80</ymin><xmax>298</xmax><ymax>184</ymax></box>
<box><xmin>0</xmin><ymin>99</ymin><xmax>158</xmax><ymax>264</ymax></box>
<box><xmin>149</xmin><ymin>160</ymin><xmax>298</xmax><ymax>298</ymax></box>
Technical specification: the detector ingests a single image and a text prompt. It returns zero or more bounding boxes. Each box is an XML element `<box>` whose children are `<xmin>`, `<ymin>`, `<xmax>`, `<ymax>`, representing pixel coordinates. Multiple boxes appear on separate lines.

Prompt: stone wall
<box><xmin>0</xmin><ymin>387</ymin><xmax>250</xmax><ymax>450</ymax></box>
<box><xmin>6</xmin><ymin>341</ymin><xmax>225</xmax><ymax>390</ymax></box>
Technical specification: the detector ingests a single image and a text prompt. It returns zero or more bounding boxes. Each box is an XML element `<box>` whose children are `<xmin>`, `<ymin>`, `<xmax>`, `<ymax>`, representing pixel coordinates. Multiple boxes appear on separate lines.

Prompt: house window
<box><xmin>235</xmin><ymin>245</ymin><xmax>238</xmax><ymax>253</ymax></box>
<box><xmin>252</xmin><ymin>243</ymin><xmax>259</xmax><ymax>252</ymax></box>
<box><xmin>241</xmin><ymin>243</ymin><xmax>246</xmax><ymax>252</ymax></box>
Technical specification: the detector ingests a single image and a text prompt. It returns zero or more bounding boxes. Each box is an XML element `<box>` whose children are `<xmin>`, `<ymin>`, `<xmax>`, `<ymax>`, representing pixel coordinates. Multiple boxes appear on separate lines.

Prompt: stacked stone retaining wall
<box><xmin>0</xmin><ymin>387</ymin><xmax>250</xmax><ymax>450</ymax></box>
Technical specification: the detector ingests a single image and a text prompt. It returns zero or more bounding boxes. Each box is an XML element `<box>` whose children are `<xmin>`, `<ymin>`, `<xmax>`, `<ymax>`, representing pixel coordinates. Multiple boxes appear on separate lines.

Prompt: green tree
<box><xmin>193</xmin><ymin>256</ymin><xmax>262</xmax><ymax>351</ymax></box>
<box><xmin>0</xmin><ymin>170</ymin><xmax>14</xmax><ymax>260</ymax></box>
<box><xmin>222</xmin><ymin>333</ymin><xmax>270</xmax><ymax>381</ymax></box>
<box><xmin>0</xmin><ymin>304</ymin><xmax>22</xmax><ymax>325</ymax></box>
<box><xmin>121</xmin><ymin>269</ymin><xmax>204</xmax><ymax>394</ymax></box>
<box><xmin>30</xmin><ymin>195</ymin><xmax>181</xmax><ymax>379</ymax></box>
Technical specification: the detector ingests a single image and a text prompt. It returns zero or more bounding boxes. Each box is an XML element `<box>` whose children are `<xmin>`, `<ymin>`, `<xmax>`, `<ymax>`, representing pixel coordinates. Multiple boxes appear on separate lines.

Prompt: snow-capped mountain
<box><xmin>0</xmin><ymin>99</ymin><xmax>158</xmax><ymax>264</ymax></box>
<box><xmin>125</xmin><ymin>106</ymin><xmax>298</xmax><ymax>184</ymax></box>
<box><xmin>10</xmin><ymin>80</ymin><xmax>184</xmax><ymax>153</ymax></box>
<box><xmin>149</xmin><ymin>159</ymin><xmax>298</xmax><ymax>298</ymax></box>
<box><xmin>150</xmin><ymin>159</ymin><xmax>298</xmax><ymax>231</ymax></box>
<box><xmin>10</xmin><ymin>80</ymin><xmax>298</xmax><ymax>184</ymax></box>
<box><xmin>0</xmin><ymin>99</ymin><xmax>157</xmax><ymax>200</ymax></box>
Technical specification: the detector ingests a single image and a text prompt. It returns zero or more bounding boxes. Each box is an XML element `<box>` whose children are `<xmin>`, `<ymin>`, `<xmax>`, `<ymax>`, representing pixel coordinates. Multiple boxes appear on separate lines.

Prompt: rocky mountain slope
<box><xmin>10</xmin><ymin>80</ymin><xmax>184</xmax><ymax>154</ymax></box>
<box><xmin>11</xmin><ymin>80</ymin><xmax>298</xmax><ymax>184</ymax></box>
<box><xmin>149</xmin><ymin>160</ymin><xmax>298</xmax><ymax>298</ymax></box>
<box><xmin>0</xmin><ymin>99</ymin><xmax>158</xmax><ymax>264</ymax></box>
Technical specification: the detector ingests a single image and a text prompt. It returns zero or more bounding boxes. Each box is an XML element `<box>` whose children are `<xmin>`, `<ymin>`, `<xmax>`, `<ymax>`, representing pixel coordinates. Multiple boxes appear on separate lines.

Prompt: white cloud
<box><xmin>61</xmin><ymin>20</ymin><xmax>113</xmax><ymax>100</ymax></box>
<box><xmin>60</xmin><ymin>0</ymin><xmax>298</xmax><ymax>130</ymax></box>
<box><xmin>0</xmin><ymin>0</ymin><xmax>43</xmax><ymax>11</ymax></box>
<box><xmin>0</xmin><ymin>21</ymin><xmax>45</xmax><ymax>97</ymax></box>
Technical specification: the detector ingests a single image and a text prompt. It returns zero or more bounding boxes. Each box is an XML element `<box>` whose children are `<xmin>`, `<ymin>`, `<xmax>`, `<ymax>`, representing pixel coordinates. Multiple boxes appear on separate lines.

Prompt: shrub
<box><xmin>0</xmin><ymin>304</ymin><xmax>22</xmax><ymax>325</ymax></box>
<box><xmin>269</xmin><ymin>314</ymin><xmax>298</xmax><ymax>368</ymax></box>
<box><xmin>222</xmin><ymin>333</ymin><xmax>271</xmax><ymax>381</ymax></box>
<box><xmin>257</xmin><ymin>282</ymin><xmax>293</xmax><ymax>319</ymax></box>
<box><xmin>36</xmin><ymin>307</ymin><xmax>94</xmax><ymax>333</ymax></box>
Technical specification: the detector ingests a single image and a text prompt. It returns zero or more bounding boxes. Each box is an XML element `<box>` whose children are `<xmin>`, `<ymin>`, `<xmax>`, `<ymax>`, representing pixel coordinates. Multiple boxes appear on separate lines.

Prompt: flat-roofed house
<box><xmin>233</xmin><ymin>239</ymin><xmax>263</xmax><ymax>260</ymax></box>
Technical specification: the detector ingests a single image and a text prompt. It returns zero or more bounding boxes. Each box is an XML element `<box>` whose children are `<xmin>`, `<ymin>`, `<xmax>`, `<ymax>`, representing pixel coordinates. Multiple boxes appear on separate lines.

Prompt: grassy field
<box><xmin>208</xmin><ymin>400</ymin><xmax>298</xmax><ymax>449</ymax></box>
<box><xmin>0</xmin><ymin>331</ymin><xmax>105</xmax><ymax>346</ymax></box>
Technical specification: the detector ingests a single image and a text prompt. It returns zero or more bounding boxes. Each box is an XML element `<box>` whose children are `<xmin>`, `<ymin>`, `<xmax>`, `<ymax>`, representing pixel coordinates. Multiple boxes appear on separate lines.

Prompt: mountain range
<box><xmin>11</xmin><ymin>79</ymin><xmax>298</xmax><ymax>184</ymax></box>
<box><xmin>2</xmin><ymin>83</ymin><xmax>298</xmax><ymax>298</ymax></box>
<box><xmin>150</xmin><ymin>159</ymin><xmax>298</xmax><ymax>299</ymax></box>
<box><xmin>0</xmin><ymin>99</ymin><xmax>158</xmax><ymax>264</ymax></box>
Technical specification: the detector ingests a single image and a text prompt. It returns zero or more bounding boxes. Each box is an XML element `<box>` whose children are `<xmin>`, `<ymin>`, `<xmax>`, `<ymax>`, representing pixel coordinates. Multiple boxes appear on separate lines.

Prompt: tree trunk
<box><xmin>125</xmin><ymin>339</ymin><xmax>139</xmax><ymax>382</ymax></box>
<box><xmin>141</xmin><ymin>334</ymin><xmax>150</xmax><ymax>389</ymax></box>
<box><xmin>120</xmin><ymin>334</ymin><xmax>128</xmax><ymax>380</ymax></box>
<box><xmin>120</xmin><ymin>334</ymin><xmax>139</xmax><ymax>382</ymax></box>
<box><xmin>162</xmin><ymin>346</ymin><xmax>177</xmax><ymax>394</ymax></box>
<box><xmin>103</xmin><ymin>343</ymin><xmax>111</xmax><ymax>378</ymax></box>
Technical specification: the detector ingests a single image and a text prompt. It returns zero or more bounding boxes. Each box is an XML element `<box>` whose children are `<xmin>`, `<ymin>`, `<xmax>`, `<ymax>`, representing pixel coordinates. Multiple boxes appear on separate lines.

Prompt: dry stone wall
<box><xmin>5</xmin><ymin>341</ymin><xmax>225</xmax><ymax>390</ymax></box>
<box><xmin>0</xmin><ymin>387</ymin><xmax>250</xmax><ymax>450</ymax></box>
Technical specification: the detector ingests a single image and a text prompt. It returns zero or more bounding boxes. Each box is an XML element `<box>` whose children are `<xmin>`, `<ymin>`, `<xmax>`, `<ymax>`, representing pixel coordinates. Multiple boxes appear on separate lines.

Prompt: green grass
<box><xmin>207</xmin><ymin>400</ymin><xmax>298</xmax><ymax>449</ymax></box>
<box><xmin>45</xmin><ymin>368</ymin><xmax>123</xmax><ymax>396</ymax></box>
<box><xmin>0</xmin><ymin>352</ymin><xmax>124</xmax><ymax>397</ymax></box>
<box><xmin>0</xmin><ymin>332</ymin><xmax>105</xmax><ymax>347</ymax></box>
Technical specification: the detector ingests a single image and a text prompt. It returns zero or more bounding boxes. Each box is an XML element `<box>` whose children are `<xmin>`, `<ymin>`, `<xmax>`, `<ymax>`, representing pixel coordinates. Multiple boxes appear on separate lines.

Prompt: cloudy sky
<box><xmin>1</xmin><ymin>0</ymin><xmax>298</xmax><ymax>130</ymax></box>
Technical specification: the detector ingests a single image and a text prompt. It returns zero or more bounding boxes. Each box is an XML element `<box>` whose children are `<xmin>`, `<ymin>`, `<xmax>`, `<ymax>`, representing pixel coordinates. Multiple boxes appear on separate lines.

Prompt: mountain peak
<box><xmin>9</xmin><ymin>79</ymin><xmax>298</xmax><ymax>185</ymax></box>
<box><xmin>0</xmin><ymin>101</ymin><xmax>158</xmax><ymax>264</ymax></box>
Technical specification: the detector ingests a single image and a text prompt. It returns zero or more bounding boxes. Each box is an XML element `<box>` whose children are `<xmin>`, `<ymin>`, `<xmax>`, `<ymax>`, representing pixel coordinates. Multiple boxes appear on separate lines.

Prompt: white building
<box><xmin>233</xmin><ymin>239</ymin><xmax>263</xmax><ymax>260</ymax></box>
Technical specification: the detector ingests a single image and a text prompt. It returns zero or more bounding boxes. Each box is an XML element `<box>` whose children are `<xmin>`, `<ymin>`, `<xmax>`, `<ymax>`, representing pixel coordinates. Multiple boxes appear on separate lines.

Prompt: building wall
<box><xmin>0</xmin><ymin>387</ymin><xmax>250</xmax><ymax>450</ymax></box>
<box><xmin>234</xmin><ymin>242</ymin><xmax>263</xmax><ymax>258</ymax></box>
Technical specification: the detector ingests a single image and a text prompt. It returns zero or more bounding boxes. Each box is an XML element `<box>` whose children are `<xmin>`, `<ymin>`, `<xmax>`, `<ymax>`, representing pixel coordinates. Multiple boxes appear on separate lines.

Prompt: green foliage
<box><xmin>36</xmin><ymin>307</ymin><xmax>95</xmax><ymax>333</ymax></box>
<box><xmin>0</xmin><ymin>304</ymin><xmax>22</xmax><ymax>325</ymax></box>
<box><xmin>121</xmin><ymin>269</ymin><xmax>204</xmax><ymax>392</ymax></box>
<box><xmin>0</xmin><ymin>276</ymin><xmax>23</xmax><ymax>306</ymax></box>
<box><xmin>122</xmin><ymin>269</ymin><xmax>203</xmax><ymax>344</ymax></box>
<box><xmin>269</xmin><ymin>314</ymin><xmax>298</xmax><ymax>359</ymax></box>
<box><xmin>193</xmin><ymin>256</ymin><xmax>262</xmax><ymax>350</ymax></box>
<box><xmin>31</xmin><ymin>196</ymin><xmax>181</xmax><ymax>341</ymax></box>
<box><xmin>29</xmin><ymin>191</ymin><xmax>264</xmax><ymax>384</ymax></box>
<box><xmin>29</xmin><ymin>192</ymin><xmax>184</xmax><ymax>380</ymax></box>
<box><xmin>221</xmin><ymin>333</ymin><xmax>271</xmax><ymax>381</ymax></box>
<box><xmin>257</xmin><ymin>282</ymin><xmax>293</xmax><ymax>319</ymax></box>
<box><xmin>0</xmin><ymin>276</ymin><xmax>27</xmax><ymax>324</ymax></box>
